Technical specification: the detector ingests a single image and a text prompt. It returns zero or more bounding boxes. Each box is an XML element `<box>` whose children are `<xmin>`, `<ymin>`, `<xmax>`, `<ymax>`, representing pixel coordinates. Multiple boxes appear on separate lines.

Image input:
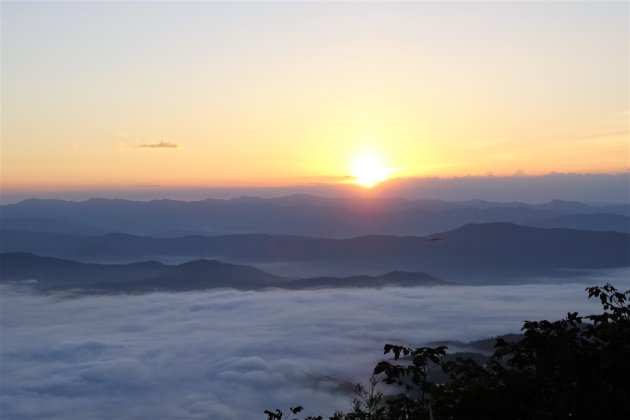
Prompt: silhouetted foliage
<box><xmin>265</xmin><ymin>283</ymin><xmax>630</xmax><ymax>419</ymax></box>
<box><xmin>264</xmin><ymin>406</ymin><xmax>324</xmax><ymax>420</ymax></box>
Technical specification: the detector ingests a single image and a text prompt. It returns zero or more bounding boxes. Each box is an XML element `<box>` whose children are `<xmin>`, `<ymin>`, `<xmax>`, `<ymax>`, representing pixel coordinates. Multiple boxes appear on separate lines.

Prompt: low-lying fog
<box><xmin>2</xmin><ymin>271</ymin><xmax>629</xmax><ymax>419</ymax></box>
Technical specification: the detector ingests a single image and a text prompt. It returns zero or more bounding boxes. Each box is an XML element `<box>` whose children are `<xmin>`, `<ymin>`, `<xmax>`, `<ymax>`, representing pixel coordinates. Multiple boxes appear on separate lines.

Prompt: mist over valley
<box><xmin>2</xmin><ymin>193</ymin><xmax>629</xmax><ymax>418</ymax></box>
<box><xmin>3</xmin><ymin>276</ymin><xmax>629</xmax><ymax>419</ymax></box>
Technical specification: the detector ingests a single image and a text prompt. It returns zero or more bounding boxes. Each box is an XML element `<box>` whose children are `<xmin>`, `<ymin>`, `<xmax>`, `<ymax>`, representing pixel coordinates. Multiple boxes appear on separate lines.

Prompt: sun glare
<box><xmin>351</xmin><ymin>153</ymin><xmax>390</xmax><ymax>187</ymax></box>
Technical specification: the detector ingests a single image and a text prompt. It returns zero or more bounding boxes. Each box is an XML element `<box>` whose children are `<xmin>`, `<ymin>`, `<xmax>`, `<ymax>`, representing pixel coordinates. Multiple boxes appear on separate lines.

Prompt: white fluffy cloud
<box><xmin>2</xmin><ymin>271</ymin><xmax>628</xmax><ymax>419</ymax></box>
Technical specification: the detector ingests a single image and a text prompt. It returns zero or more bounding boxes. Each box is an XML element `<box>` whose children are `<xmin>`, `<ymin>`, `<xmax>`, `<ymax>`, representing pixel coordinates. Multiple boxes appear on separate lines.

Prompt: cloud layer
<box><xmin>2</xmin><ymin>272</ymin><xmax>629</xmax><ymax>419</ymax></box>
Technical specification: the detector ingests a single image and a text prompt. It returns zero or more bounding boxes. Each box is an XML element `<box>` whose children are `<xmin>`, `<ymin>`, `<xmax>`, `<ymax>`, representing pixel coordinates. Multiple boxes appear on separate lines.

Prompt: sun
<box><xmin>350</xmin><ymin>153</ymin><xmax>390</xmax><ymax>187</ymax></box>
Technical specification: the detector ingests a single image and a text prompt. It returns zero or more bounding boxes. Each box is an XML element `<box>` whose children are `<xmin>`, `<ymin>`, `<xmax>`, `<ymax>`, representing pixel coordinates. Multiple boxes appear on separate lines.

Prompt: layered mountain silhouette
<box><xmin>2</xmin><ymin>196</ymin><xmax>628</xmax><ymax>237</ymax></box>
<box><xmin>0</xmin><ymin>252</ymin><xmax>448</xmax><ymax>292</ymax></box>
<box><xmin>2</xmin><ymin>223</ymin><xmax>628</xmax><ymax>282</ymax></box>
<box><xmin>526</xmin><ymin>213</ymin><xmax>630</xmax><ymax>232</ymax></box>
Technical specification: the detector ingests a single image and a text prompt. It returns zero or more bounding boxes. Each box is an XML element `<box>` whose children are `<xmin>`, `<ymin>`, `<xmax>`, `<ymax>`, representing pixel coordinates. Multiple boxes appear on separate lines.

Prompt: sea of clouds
<box><xmin>2</xmin><ymin>272</ymin><xmax>629</xmax><ymax>419</ymax></box>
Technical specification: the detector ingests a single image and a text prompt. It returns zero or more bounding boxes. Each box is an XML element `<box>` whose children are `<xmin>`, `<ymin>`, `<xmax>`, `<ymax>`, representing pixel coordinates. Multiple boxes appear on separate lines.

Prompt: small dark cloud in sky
<box><xmin>136</xmin><ymin>140</ymin><xmax>179</xmax><ymax>149</ymax></box>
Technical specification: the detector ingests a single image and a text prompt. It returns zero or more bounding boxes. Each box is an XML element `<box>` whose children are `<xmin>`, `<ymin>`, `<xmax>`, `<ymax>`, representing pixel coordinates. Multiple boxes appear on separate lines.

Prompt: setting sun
<box><xmin>351</xmin><ymin>153</ymin><xmax>390</xmax><ymax>187</ymax></box>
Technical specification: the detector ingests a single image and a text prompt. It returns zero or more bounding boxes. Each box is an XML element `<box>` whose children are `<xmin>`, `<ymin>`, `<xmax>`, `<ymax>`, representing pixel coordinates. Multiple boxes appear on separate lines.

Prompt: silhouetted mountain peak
<box><xmin>125</xmin><ymin>261</ymin><xmax>166</xmax><ymax>270</ymax></box>
<box><xmin>178</xmin><ymin>259</ymin><xmax>227</xmax><ymax>270</ymax></box>
<box><xmin>0</xmin><ymin>253</ymin><xmax>455</xmax><ymax>292</ymax></box>
<box><xmin>101</xmin><ymin>232</ymin><xmax>142</xmax><ymax>240</ymax></box>
<box><xmin>541</xmin><ymin>199</ymin><xmax>592</xmax><ymax>212</ymax></box>
<box><xmin>377</xmin><ymin>271</ymin><xmax>437</xmax><ymax>281</ymax></box>
<box><xmin>442</xmin><ymin>222</ymin><xmax>527</xmax><ymax>235</ymax></box>
<box><xmin>3</xmin><ymin>196</ymin><xmax>628</xmax><ymax>238</ymax></box>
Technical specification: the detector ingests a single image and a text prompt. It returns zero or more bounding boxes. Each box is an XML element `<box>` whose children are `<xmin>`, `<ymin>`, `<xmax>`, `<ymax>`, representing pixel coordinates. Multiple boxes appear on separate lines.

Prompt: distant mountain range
<box><xmin>0</xmin><ymin>252</ymin><xmax>448</xmax><ymax>293</ymax></box>
<box><xmin>2</xmin><ymin>223</ymin><xmax>628</xmax><ymax>282</ymax></box>
<box><xmin>1</xmin><ymin>195</ymin><xmax>628</xmax><ymax>237</ymax></box>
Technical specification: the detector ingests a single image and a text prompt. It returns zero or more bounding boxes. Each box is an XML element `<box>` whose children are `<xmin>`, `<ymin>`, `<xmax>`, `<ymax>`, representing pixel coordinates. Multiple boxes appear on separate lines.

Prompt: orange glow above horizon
<box><xmin>1</xmin><ymin>2</ymin><xmax>628</xmax><ymax>191</ymax></box>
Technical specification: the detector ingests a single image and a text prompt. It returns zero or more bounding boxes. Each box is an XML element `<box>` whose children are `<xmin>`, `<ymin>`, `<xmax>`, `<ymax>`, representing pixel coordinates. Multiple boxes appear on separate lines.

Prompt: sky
<box><xmin>2</xmin><ymin>274</ymin><xmax>629</xmax><ymax>419</ymax></box>
<box><xmin>1</xmin><ymin>0</ymin><xmax>628</xmax><ymax>195</ymax></box>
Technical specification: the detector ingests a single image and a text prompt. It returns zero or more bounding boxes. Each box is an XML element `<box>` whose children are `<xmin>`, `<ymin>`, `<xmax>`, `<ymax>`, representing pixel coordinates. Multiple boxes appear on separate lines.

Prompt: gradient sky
<box><xmin>2</xmin><ymin>1</ymin><xmax>628</xmax><ymax>192</ymax></box>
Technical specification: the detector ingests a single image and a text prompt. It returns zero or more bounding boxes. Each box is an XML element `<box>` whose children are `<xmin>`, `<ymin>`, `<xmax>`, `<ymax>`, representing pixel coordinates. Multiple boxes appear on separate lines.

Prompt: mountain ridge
<box><xmin>2</xmin><ymin>196</ymin><xmax>628</xmax><ymax>237</ymax></box>
<box><xmin>0</xmin><ymin>252</ymin><xmax>449</xmax><ymax>293</ymax></box>
<box><xmin>1</xmin><ymin>223</ymin><xmax>628</xmax><ymax>282</ymax></box>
